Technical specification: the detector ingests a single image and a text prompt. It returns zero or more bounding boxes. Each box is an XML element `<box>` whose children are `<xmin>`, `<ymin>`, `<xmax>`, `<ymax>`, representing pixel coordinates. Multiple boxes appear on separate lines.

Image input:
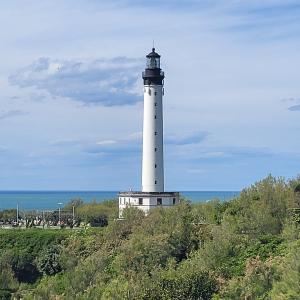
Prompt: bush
<box><xmin>36</xmin><ymin>245</ymin><xmax>62</xmax><ymax>276</ymax></box>
<box><xmin>5</xmin><ymin>175</ymin><xmax>300</xmax><ymax>299</ymax></box>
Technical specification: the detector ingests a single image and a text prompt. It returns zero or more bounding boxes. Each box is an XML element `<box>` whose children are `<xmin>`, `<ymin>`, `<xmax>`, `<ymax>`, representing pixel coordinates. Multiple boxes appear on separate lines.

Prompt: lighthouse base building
<box><xmin>119</xmin><ymin>48</ymin><xmax>179</xmax><ymax>218</ymax></box>
<box><xmin>119</xmin><ymin>191</ymin><xmax>179</xmax><ymax>217</ymax></box>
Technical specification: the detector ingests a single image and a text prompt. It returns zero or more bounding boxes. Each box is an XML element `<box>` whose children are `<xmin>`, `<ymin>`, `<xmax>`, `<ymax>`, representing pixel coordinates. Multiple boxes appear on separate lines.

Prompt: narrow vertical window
<box><xmin>139</xmin><ymin>198</ymin><xmax>143</xmax><ymax>205</ymax></box>
<box><xmin>155</xmin><ymin>103</ymin><xmax>157</xmax><ymax>106</ymax></box>
<box><xmin>155</xmin><ymin>132</ymin><xmax>157</xmax><ymax>135</ymax></box>
<box><xmin>173</xmin><ymin>198</ymin><xmax>176</xmax><ymax>205</ymax></box>
<box><xmin>154</xmin><ymin>91</ymin><xmax>157</xmax><ymax>95</ymax></box>
<box><xmin>157</xmin><ymin>198</ymin><xmax>162</xmax><ymax>205</ymax></box>
<box><xmin>155</xmin><ymin>115</ymin><xmax>157</xmax><ymax>119</ymax></box>
<box><xmin>155</xmin><ymin>180</ymin><xmax>157</xmax><ymax>184</ymax></box>
<box><xmin>155</xmin><ymin>164</ymin><xmax>157</xmax><ymax>168</ymax></box>
<box><xmin>155</xmin><ymin>148</ymin><xmax>157</xmax><ymax>152</ymax></box>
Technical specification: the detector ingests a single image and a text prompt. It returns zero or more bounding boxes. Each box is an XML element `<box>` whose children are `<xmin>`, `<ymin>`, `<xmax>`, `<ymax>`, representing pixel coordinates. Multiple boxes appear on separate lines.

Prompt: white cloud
<box><xmin>0</xmin><ymin>109</ymin><xmax>27</xmax><ymax>120</ymax></box>
<box><xmin>289</xmin><ymin>104</ymin><xmax>300</xmax><ymax>111</ymax></box>
<box><xmin>96</xmin><ymin>140</ymin><xmax>117</xmax><ymax>146</ymax></box>
<box><xmin>186</xmin><ymin>168</ymin><xmax>207</xmax><ymax>174</ymax></box>
<box><xmin>9</xmin><ymin>57</ymin><xmax>143</xmax><ymax>106</ymax></box>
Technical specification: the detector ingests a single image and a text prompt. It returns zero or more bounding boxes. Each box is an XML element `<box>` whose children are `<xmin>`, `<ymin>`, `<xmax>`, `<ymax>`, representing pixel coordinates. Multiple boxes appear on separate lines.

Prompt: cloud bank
<box><xmin>288</xmin><ymin>104</ymin><xmax>300</xmax><ymax>111</ymax></box>
<box><xmin>166</xmin><ymin>132</ymin><xmax>209</xmax><ymax>145</ymax></box>
<box><xmin>9</xmin><ymin>57</ymin><xmax>143</xmax><ymax>106</ymax></box>
<box><xmin>0</xmin><ymin>110</ymin><xmax>27</xmax><ymax>120</ymax></box>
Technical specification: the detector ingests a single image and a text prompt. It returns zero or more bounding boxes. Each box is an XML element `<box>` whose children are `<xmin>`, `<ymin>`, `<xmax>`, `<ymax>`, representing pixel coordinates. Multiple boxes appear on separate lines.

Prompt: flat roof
<box><xmin>119</xmin><ymin>191</ymin><xmax>179</xmax><ymax>197</ymax></box>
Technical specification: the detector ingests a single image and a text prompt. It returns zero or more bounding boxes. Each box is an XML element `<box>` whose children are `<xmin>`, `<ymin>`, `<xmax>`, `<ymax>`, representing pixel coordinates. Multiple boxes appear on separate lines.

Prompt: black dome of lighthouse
<box><xmin>146</xmin><ymin>48</ymin><xmax>161</xmax><ymax>58</ymax></box>
<box><xmin>143</xmin><ymin>48</ymin><xmax>164</xmax><ymax>85</ymax></box>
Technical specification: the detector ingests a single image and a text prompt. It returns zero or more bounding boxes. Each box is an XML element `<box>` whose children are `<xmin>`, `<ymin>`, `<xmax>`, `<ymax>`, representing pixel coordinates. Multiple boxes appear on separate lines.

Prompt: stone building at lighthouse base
<box><xmin>119</xmin><ymin>191</ymin><xmax>180</xmax><ymax>218</ymax></box>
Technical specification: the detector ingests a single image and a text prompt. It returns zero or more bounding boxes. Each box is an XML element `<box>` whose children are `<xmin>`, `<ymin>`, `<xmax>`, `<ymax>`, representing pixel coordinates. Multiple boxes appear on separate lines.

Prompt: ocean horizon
<box><xmin>0</xmin><ymin>191</ymin><xmax>240</xmax><ymax>210</ymax></box>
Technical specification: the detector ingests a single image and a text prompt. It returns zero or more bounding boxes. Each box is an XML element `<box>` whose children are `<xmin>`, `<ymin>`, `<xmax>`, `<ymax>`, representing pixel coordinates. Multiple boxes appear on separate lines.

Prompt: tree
<box><xmin>36</xmin><ymin>245</ymin><xmax>62</xmax><ymax>276</ymax></box>
<box><xmin>0</xmin><ymin>266</ymin><xmax>18</xmax><ymax>300</ymax></box>
<box><xmin>113</xmin><ymin>233</ymin><xmax>172</xmax><ymax>275</ymax></box>
<box><xmin>222</xmin><ymin>175</ymin><xmax>291</xmax><ymax>236</ymax></box>
<box><xmin>0</xmin><ymin>249</ymin><xmax>40</xmax><ymax>284</ymax></box>
<box><xmin>143</xmin><ymin>260</ymin><xmax>217</xmax><ymax>300</ymax></box>
<box><xmin>269</xmin><ymin>241</ymin><xmax>300</xmax><ymax>299</ymax></box>
<box><xmin>76</xmin><ymin>199</ymin><xmax>118</xmax><ymax>225</ymax></box>
<box><xmin>219</xmin><ymin>257</ymin><xmax>276</xmax><ymax>299</ymax></box>
<box><xmin>63</xmin><ymin>198</ymin><xmax>84</xmax><ymax>210</ymax></box>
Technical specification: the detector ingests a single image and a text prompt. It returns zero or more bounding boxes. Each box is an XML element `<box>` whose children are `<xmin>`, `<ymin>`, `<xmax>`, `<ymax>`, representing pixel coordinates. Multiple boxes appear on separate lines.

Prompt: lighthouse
<box><xmin>119</xmin><ymin>48</ymin><xmax>179</xmax><ymax>217</ymax></box>
<box><xmin>142</xmin><ymin>48</ymin><xmax>165</xmax><ymax>193</ymax></box>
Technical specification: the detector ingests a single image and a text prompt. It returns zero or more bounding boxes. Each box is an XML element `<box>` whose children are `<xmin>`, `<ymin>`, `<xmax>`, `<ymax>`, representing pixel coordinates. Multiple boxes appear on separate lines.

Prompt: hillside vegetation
<box><xmin>1</xmin><ymin>175</ymin><xmax>300</xmax><ymax>299</ymax></box>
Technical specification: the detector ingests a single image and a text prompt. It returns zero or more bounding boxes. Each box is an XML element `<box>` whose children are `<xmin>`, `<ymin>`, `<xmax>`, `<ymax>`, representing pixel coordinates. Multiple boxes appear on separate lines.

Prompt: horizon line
<box><xmin>0</xmin><ymin>190</ymin><xmax>240</xmax><ymax>192</ymax></box>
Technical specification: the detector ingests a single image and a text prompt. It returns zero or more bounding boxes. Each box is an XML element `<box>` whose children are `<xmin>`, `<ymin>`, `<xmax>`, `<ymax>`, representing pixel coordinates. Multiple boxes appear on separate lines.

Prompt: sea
<box><xmin>0</xmin><ymin>191</ymin><xmax>239</xmax><ymax>211</ymax></box>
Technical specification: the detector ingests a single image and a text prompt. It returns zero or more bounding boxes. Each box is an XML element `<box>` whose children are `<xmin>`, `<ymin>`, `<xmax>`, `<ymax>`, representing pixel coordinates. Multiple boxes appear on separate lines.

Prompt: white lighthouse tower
<box><xmin>142</xmin><ymin>48</ymin><xmax>165</xmax><ymax>193</ymax></box>
<box><xmin>119</xmin><ymin>48</ymin><xmax>179</xmax><ymax>217</ymax></box>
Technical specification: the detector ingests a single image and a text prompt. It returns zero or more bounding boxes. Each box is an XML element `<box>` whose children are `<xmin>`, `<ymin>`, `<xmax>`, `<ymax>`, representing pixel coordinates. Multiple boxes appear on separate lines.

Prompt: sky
<box><xmin>0</xmin><ymin>0</ymin><xmax>300</xmax><ymax>191</ymax></box>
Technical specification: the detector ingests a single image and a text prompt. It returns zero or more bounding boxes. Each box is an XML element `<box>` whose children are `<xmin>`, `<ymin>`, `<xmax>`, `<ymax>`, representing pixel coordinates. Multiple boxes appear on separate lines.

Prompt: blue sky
<box><xmin>0</xmin><ymin>0</ymin><xmax>300</xmax><ymax>190</ymax></box>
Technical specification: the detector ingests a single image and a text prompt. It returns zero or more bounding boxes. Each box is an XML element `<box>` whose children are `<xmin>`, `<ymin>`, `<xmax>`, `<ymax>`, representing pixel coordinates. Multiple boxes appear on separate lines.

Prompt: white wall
<box><xmin>118</xmin><ymin>194</ymin><xmax>179</xmax><ymax>218</ymax></box>
<box><xmin>142</xmin><ymin>85</ymin><xmax>164</xmax><ymax>192</ymax></box>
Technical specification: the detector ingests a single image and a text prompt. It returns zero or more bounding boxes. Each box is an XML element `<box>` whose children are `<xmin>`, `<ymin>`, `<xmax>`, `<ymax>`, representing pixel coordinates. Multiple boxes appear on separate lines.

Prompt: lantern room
<box><xmin>146</xmin><ymin>48</ymin><xmax>161</xmax><ymax>69</ymax></box>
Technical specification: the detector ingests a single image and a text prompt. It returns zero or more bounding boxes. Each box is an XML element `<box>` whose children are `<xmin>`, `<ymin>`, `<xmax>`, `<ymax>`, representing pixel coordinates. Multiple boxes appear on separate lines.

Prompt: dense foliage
<box><xmin>1</xmin><ymin>175</ymin><xmax>300</xmax><ymax>299</ymax></box>
<box><xmin>0</xmin><ymin>230</ymin><xmax>70</xmax><ymax>299</ymax></box>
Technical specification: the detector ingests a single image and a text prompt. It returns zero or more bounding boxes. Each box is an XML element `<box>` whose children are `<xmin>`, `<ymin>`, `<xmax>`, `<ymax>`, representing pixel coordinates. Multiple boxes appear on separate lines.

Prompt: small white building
<box><xmin>119</xmin><ymin>48</ymin><xmax>179</xmax><ymax>218</ymax></box>
<box><xmin>119</xmin><ymin>192</ymin><xmax>180</xmax><ymax>216</ymax></box>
